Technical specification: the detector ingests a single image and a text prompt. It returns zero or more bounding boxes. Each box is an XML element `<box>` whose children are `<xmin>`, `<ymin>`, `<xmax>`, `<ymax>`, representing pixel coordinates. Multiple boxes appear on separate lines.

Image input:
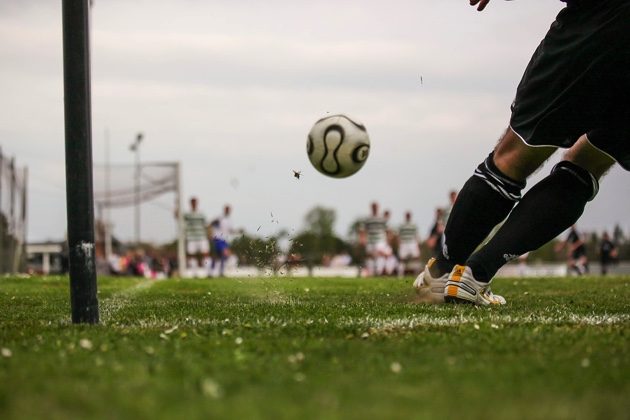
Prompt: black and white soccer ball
<box><xmin>306</xmin><ymin>114</ymin><xmax>370</xmax><ymax>178</ymax></box>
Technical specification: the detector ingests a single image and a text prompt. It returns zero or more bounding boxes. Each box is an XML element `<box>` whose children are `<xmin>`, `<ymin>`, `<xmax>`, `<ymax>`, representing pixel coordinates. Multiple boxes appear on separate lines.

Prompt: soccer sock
<box><xmin>467</xmin><ymin>161</ymin><xmax>599</xmax><ymax>282</ymax></box>
<box><xmin>436</xmin><ymin>153</ymin><xmax>525</xmax><ymax>275</ymax></box>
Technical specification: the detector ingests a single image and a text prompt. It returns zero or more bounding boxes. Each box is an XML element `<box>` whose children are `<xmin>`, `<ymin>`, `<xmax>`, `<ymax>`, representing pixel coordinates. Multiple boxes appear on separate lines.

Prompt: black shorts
<box><xmin>571</xmin><ymin>247</ymin><xmax>586</xmax><ymax>260</ymax></box>
<box><xmin>510</xmin><ymin>0</ymin><xmax>630</xmax><ymax>170</ymax></box>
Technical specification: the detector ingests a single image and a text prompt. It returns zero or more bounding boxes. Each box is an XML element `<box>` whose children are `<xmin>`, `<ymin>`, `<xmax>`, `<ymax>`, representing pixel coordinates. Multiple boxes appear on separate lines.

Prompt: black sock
<box><xmin>436</xmin><ymin>153</ymin><xmax>525</xmax><ymax>274</ymax></box>
<box><xmin>468</xmin><ymin>161</ymin><xmax>599</xmax><ymax>282</ymax></box>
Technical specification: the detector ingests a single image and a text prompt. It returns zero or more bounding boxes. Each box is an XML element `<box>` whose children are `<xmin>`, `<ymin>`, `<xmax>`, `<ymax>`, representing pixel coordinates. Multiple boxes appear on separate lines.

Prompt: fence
<box><xmin>0</xmin><ymin>148</ymin><xmax>28</xmax><ymax>273</ymax></box>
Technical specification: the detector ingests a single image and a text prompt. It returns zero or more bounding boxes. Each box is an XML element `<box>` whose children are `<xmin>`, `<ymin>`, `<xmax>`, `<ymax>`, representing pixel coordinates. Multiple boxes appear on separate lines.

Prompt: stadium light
<box><xmin>130</xmin><ymin>132</ymin><xmax>143</xmax><ymax>245</ymax></box>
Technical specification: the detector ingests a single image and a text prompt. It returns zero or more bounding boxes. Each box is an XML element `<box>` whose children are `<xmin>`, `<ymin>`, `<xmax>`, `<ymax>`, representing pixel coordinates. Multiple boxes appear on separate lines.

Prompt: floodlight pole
<box><xmin>62</xmin><ymin>0</ymin><xmax>99</xmax><ymax>324</ymax></box>
<box><xmin>175</xmin><ymin>162</ymin><xmax>186</xmax><ymax>276</ymax></box>
<box><xmin>130</xmin><ymin>133</ymin><xmax>143</xmax><ymax>245</ymax></box>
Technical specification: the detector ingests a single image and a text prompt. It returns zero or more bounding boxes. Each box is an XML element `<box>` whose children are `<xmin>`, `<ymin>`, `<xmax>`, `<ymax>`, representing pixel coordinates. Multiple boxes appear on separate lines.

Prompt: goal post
<box><xmin>92</xmin><ymin>161</ymin><xmax>186</xmax><ymax>274</ymax></box>
<box><xmin>0</xmin><ymin>150</ymin><xmax>28</xmax><ymax>274</ymax></box>
<box><xmin>176</xmin><ymin>162</ymin><xmax>186</xmax><ymax>278</ymax></box>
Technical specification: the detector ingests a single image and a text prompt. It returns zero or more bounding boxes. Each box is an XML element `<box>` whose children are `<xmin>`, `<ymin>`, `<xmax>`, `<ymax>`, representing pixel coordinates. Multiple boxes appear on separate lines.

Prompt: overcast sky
<box><xmin>1</xmin><ymin>0</ymin><xmax>628</xmax><ymax>244</ymax></box>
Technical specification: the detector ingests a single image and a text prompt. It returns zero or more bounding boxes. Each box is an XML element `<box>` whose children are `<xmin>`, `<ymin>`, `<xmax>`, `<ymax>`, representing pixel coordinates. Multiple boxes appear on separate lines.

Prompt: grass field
<box><xmin>0</xmin><ymin>275</ymin><xmax>628</xmax><ymax>419</ymax></box>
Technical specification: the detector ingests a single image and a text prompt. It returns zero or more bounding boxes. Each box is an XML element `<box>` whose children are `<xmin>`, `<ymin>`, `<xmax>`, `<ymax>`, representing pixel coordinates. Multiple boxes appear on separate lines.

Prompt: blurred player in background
<box><xmin>397</xmin><ymin>211</ymin><xmax>421</xmax><ymax>276</ymax></box>
<box><xmin>599</xmin><ymin>231</ymin><xmax>618</xmax><ymax>275</ymax></box>
<box><xmin>557</xmin><ymin>225</ymin><xmax>589</xmax><ymax>276</ymax></box>
<box><xmin>415</xmin><ymin>0</ymin><xmax>629</xmax><ymax>305</ymax></box>
<box><xmin>183</xmin><ymin>197</ymin><xmax>210</xmax><ymax>277</ymax></box>
<box><xmin>359</xmin><ymin>202</ymin><xmax>391</xmax><ymax>276</ymax></box>
<box><xmin>425</xmin><ymin>207</ymin><xmax>445</xmax><ymax>259</ymax></box>
<box><xmin>210</xmin><ymin>204</ymin><xmax>234</xmax><ymax>277</ymax></box>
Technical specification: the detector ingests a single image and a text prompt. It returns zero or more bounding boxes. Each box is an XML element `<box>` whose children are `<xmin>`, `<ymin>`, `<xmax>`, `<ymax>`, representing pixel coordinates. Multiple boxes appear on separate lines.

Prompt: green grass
<box><xmin>0</xmin><ymin>275</ymin><xmax>629</xmax><ymax>420</ymax></box>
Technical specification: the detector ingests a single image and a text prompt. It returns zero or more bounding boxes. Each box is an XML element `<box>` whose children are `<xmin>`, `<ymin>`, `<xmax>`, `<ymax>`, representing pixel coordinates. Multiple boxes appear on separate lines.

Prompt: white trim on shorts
<box><xmin>511</xmin><ymin>125</ymin><xmax>620</xmax><ymax>167</ymax></box>
<box><xmin>509</xmin><ymin>125</ymin><xmax>559</xmax><ymax>149</ymax></box>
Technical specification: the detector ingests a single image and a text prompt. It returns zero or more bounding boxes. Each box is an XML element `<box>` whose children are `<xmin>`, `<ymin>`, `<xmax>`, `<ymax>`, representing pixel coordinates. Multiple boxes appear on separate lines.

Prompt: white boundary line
<box><xmin>100</xmin><ymin>279</ymin><xmax>159</xmax><ymax>325</ymax></box>
<box><xmin>105</xmin><ymin>312</ymin><xmax>630</xmax><ymax>330</ymax></box>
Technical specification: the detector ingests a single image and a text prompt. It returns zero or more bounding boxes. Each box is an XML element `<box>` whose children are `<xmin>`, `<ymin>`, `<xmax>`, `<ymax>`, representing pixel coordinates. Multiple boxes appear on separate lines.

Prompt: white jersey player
<box><xmin>183</xmin><ymin>197</ymin><xmax>210</xmax><ymax>277</ymax></box>
<box><xmin>397</xmin><ymin>211</ymin><xmax>421</xmax><ymax>275</ymax></box>
<box><xmin>359</xmin><ymin>202</ymin><xmax>392</xmax><ymax>276</ymax></box>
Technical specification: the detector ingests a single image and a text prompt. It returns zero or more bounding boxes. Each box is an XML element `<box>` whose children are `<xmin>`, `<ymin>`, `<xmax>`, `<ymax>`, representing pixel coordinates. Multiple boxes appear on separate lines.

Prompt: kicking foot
<box><xmin>413</xmin><ymin>258</ymin><xmax>449</xmax><ymax>304</ymax></box>
<box><xmin>444</xmin><ymin>265</ymin><xmax>506</xmax><ymax>306</ymax></box>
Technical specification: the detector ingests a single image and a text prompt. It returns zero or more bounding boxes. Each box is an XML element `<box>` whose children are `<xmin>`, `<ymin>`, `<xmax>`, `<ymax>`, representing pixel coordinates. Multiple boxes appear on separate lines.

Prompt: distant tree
<box><xmin>347</xmin><ymin>218</ymin><xmax>363</xmax><ymax>238</ymax></box>
<box><xmin>618</xmin><ymin>243</ymin><xmax>630</xmax><ymax>261</ymax></box>
<box><xmin>613</xmin><ymin>224</ymin><xmax>626</xmax><ymax>245</ymax></box>
<box><xmin>289</xmin><ymin>206</ymin><xmax>350</xmax><ymax>265</ymax></box>
<box><xmin>585</xmin><ymin>231</ymin><xmax>598</xmax><ymax>261</ymax></box>
<box><xmin>305</xmin><ymin>206</ymin><xmax>335</xmax><ymax>237</ymax></box>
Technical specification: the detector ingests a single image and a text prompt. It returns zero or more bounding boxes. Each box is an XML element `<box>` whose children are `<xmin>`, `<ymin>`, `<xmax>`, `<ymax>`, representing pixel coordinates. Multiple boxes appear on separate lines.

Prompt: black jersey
<box><xmin>600</xmin><ymin>239</ymin><xmax>616</xmax><ymax>262</ymax></box>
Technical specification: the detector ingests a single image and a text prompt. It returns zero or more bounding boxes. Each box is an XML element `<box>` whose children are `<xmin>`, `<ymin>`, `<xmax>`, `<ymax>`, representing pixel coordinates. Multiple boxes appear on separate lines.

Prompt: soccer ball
<box><xmin>307</xmin><ymin>114</ymin><xmax>370</xmax><ymax>178</ymax></box>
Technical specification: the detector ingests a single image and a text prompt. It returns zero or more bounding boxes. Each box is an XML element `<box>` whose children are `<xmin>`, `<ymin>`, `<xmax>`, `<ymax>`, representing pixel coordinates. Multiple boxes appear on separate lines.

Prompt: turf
<box><xmin>0</xmin><ymin>275</ymin><xmax>628</xmax><ymax>419</ymax></box>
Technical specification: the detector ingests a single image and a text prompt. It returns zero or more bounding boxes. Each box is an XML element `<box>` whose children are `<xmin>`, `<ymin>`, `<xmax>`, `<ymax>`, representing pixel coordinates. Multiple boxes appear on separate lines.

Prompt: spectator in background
<box><xmin>599</xmin><ymin>231</ymin><xmax>618</xmax><ymax>275</ymax></box>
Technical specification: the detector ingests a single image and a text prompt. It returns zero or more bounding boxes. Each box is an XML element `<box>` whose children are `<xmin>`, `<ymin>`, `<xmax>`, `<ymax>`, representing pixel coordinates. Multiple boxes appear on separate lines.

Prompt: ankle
<box><xmin>433</xmin><ymin>256</ymin><xmax>453</xmax><ymax>278</ymax></box>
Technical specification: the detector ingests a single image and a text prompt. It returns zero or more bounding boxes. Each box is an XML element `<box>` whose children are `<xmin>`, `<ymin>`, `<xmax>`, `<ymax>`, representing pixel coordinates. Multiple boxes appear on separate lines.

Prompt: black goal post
<box><xmin>62</xmin><ymin>0</ymin><xmax>99</xmax><ymax>324</ymax></box>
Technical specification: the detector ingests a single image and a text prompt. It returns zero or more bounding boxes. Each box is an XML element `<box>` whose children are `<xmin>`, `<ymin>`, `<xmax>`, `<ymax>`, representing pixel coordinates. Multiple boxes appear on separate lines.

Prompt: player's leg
<box><xmin>364</xmin><ymin>244</ymin><xmax>376</xmax><ymax>276</ymax></box>
<box><xmin>218</xmin><ymin>241</ymin><xmax>229</xmax><ymax>277</ymax></box>
<box><xmin>396</xmin><ymin>248</ymin><xmax>405</xmax><ymax>277</ymax></box>
<box><xmin>201</xmin><ymin>252</ymin><xmax>211</xmax><ymax>277</ymax></box>
<box><xmin>209</xmin><ymin>239</ymin><xmax>219</xmax><ymax>277</ymax></box>
<box><xmin>197</xmin><ymin>239</ymin><xmax>208</xmax><ymax>278</ymax></box>
<box><xmin>185</xmin><ymin>241</ymin><xmax>200</xmax><ymax>278</ymax></box>
<box><xmin>463</xmin><ymin>136</ymin><xmax>614</xmax><ymax>287</ymax></box>
<box><xmin>372</xmin><ymin>243</ymin><xmax>386</xmax><ymax>276</ymax></box>
<box><xmin>416</xmin><ymin>129</ymin><xmax>552</xmax><ymax>303</ymax></box>
<box><xmin>583</xmin><ymin>257</ymin><xmax>590</xmax><ymax>274</ymax></box>
<box><xmin>399</xmin><ymin>257</ymin><xmax>408</xmax><ymax>277</ymax></box>
<box><xmin>402</xmin><ymin>243</ymin><xmax>420</xmax><ymax>276</ymax></box>
<box><xmin>569</xmin><ymin>255</ymin><xmax>582</xmax><ymax>277</ymax></box>
<box><xmin>375</xmin><ymin>255</ymin><xmax>385</xmax><ymax>277</ymax></box>
<box><xmin>432</xmin><ymin>127</ymin><xmax>555</xmax><ymax>277</ymax></box>
<box><xmin>399</xmin><ymin>243</ymin><xmax>414</xmax><ymax>276</ymax></box>
<box><xmin>386</xmin><ymin>254</ymin><xmax>398</xmax><ymax>276</ymax></box>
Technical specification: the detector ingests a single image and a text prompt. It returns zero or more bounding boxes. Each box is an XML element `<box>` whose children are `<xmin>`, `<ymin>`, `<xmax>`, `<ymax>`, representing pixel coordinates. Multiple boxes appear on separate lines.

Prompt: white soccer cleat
<box><xmin>413</xmin><ymin>258</ymin><xmax>449</xmax><ymax>304</ymax></box>
<box><xmin>444</xmin><ymin>265</ymin><xmax>506</xmax><ymax>306</ymax></box>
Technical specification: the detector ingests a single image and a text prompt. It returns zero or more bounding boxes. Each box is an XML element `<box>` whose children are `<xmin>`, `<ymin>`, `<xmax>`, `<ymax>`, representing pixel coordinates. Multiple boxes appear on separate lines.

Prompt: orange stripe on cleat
<box><xmin>451</xmin><ymin>265</ymin><xmax>464</xmax><ymax>282</ymax></box>
<box><xmin>447</xmin><ymin>285</ymin><xmax>458</xmax><ymax>296</ymax></box>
